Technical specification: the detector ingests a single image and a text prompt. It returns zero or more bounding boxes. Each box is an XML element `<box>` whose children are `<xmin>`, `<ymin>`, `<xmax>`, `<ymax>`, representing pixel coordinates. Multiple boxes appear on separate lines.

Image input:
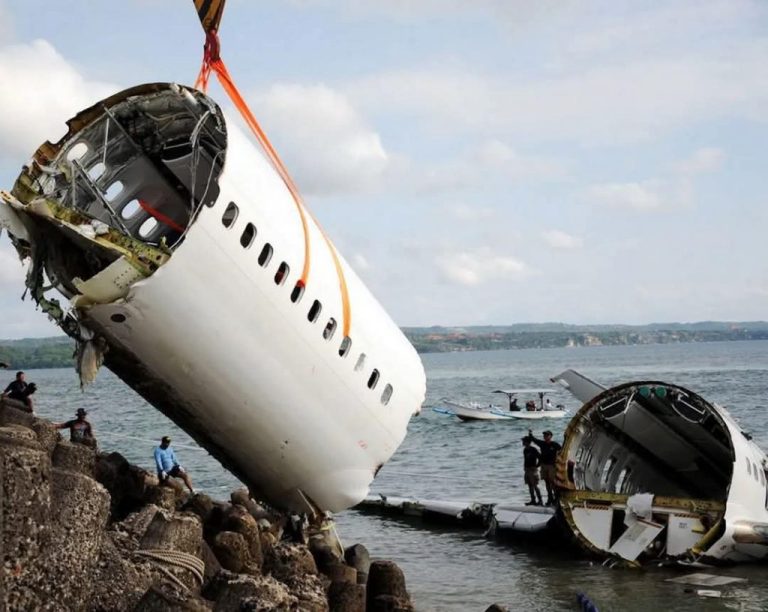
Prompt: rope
<box><xmin>134</xmin><ymin>549</ymin><xmax>205</xmax><ymax>592</ymax></box>
<box><xmin>193</xmin><ymin>24</ymin><xmax>353</xmax><ymax>337</ymax></box>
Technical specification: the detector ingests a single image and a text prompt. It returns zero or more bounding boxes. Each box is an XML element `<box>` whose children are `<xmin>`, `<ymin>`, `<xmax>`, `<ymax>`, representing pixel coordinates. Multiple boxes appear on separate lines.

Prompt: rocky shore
<box><xmin>0</xmin><ymin>397</ymin><xmax>415</xmax><ymax>611</ymax></box>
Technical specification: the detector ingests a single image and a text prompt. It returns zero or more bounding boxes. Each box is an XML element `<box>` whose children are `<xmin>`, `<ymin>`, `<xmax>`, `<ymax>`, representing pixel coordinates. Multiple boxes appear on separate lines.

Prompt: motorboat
<box><xmin>435</xmin><ymin>388</ymin><xmax>569</xmax><ymax>421</ymax></box>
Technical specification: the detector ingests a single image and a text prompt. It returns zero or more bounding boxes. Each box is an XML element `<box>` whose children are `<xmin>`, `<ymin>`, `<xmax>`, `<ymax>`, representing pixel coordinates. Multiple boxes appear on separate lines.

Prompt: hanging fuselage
<box><xmin>0</xmin><ymin>83</ymin><xmax>426</xmax><ymax>514</ymax></box>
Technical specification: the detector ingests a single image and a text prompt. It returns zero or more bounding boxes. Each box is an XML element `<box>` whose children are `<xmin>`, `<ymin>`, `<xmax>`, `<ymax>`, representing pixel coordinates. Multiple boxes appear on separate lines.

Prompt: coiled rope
<box><xmin>134</xmin><ymin>549</ymin><xmax>205</xmax><ymax>592</ymax></box>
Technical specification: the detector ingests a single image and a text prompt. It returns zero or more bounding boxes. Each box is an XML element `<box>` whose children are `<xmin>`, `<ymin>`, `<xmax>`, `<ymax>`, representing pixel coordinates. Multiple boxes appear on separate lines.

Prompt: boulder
<box><xmin>211</xmin><ymin>530</ymin><xmax>251</xmax><ymax>574</ymax></box>
<box><xmin>204</xmin><ymin>570</ymin><xmax>297</xmax><ymax>611</ymax></box>
<box><xmin>485</xmin><ymin>605</ymin><xmax>510</xmax><ymax>612</ymax></box>
<box><xmin>328</xmin><ymin>582</ymin><xmax>366</xmax><ymax>612</ymax></box>
<box><xmin>231</xmin><ymin>487</ymin><xmax>270</xmax><ymax>520</ymax></box>
<box><xmin>0</xmin><ymin>400</ymin><xmax>34</xmax><ymax>427</ymax></box>
<box><xmin>140</xmin><ymin>510</ymin><xmax>203</xmax><ymax>556</ymax></box>
<box><xmin>266</xmin><ymin>541</ymin><xmax>318</xmax><ymax>582</ymax></box>
<box><xmin>324</xmin><ymin>561</ymin><xmax>357</xmax><ymax>586</ymax></box>
<box><xmin>344</xmin><ymin>544</ymin><xmax>370</xmax><ymax>585</ymax></box>
<box><xmin>89</xmin><ymin>536</ymin><xmax>154</xmax><ymax>611</ymax></box>
<box><xmin>144</xmin><ymin>484</ymin><xmax>179</xmax><ymax>510</ymax></box>
<box><xmin>223</xmin><ymin>504</ymin><xmax>263</xmax><ymax>567</ymax></box>
<box><xmin>31</xmin><ymin>418</ymin><xmax>61</xmax><ymax>457</ymax></box>
<box><xmin>183</xmin><ymin>492</ymin><xmax>215</xmax><ymax>524</ymax></box>
<box><xmin>200</xmin><ymin>539</ymin><xmax>222</xmax><ymax>590</ymax></box>
<box><xmin>132</xmin><ymin>584</ymin><xmax>212</xmax><ymax>611</ymax></box>
<box><xmin>0</xmin><ymin>425</ymin><xmax>52</xmax><ymax>607</ymax></box>
<box><xmin>367</xmin><ymin>561</ymin><xmax>412</xmax><ymax>612</ymax></box>
<box><xmin>52</xmin><ymin>439</ymin><xmax>96</xmax><ymax>476</ymax></box>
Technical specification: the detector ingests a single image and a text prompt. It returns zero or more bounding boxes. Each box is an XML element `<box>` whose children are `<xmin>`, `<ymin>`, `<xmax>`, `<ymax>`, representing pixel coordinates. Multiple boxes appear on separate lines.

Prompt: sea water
<box><xmin>21</xmin><ymin>340</ymin><xmax>768</xmax><ymax>611</ymax></box>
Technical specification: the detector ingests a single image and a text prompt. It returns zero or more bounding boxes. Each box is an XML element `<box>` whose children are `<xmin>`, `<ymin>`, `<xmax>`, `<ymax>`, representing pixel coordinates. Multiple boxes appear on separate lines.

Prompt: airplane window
<box><xmin>121</xmin><ymin>199</ymin><xmax>141</xmax><ymax>219</ymax></box>
<box><xmin>748</xmin><ymin>461</ymin><xmax>752</xmax><ymax>477</ymax></box>
<box><xmin>88</xmin><ymin>161</ymin><xmax>106</xmax><ymax>181</ymax></box>
<box><xmin>274</xmin><ymin>262</ymin><xmax>289</xmax><ymax>285</ymax></box>
<box><xmin>308</xmin><ymin>299</ymin><xmax>322</xmax><ymax>323</ymax></box>
<box><xmin>323</xmin><ymin>318</ymin><xmax>337</xmax><ymax>341</ymax></box>
<box><xmin>222</xmin><ymin>202</ymin><xmax>238</xmax><ymax>228</ymax></box>
<box><xmin>761</xmin><ymin>470</ymin><xmax>765</xmax><ymax>487</ymax></box>
<box><xmin>753</xmin><ymin>463</ymin><xmax>760</xmax><ymax>482</ymax></box>
<box><xmin>258</xmin><ymin>243</ymin><xmax>273</xmax><ymax>267</ymax></box>
<box><xmin>105</xmin><ymin>181</ymin><xmax>123</xmax><ymax>201</ymax></box>
<box><xmin>339</xmin><ymin>336</ymin><xmax>352</xmax><ymax>357</ymax></box>
<box><xmin>240</xmin><ymin>223</ymin><xmax>256</xmax><ymax>248</ymax></box>
<box><xmin>381</xmin><ymin>384</ymin><xmax>393</xmax><ymax>405</ymax></box>
<box><xmin>367</xmin><ymin>369</ymin><xmax>380</xmax><ymax>390</ymax></box>
<box><xmin>599</xmin><ymin>456</ymin><xmax>616</xmax><ymax>489</ymax></box>
<box><xmin>139</xmin><ymin>217</ymin><xmax>158</xmax><ymax>238</ymax></box>
<box><xmin>290</xmin><ymin>282</ymin><xmax>305</xmax><ymax>303</ymax></box>
<box><xmin>354</xmin><ymin>353</ymin><xmax>366</xmax><ymax>372</ymax></box>
<box><xmin>66</xmin><ymin>142</ymin><xmax>89</xmax><ymax>161</ymax></box>
<box><xmin>615</xmin><ymin>467</ymin><xmax>631</xmax><ymax>494</ymax></box>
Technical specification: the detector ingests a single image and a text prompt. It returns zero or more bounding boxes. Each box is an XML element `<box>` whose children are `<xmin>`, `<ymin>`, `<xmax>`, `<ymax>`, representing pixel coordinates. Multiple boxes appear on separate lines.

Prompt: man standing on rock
<box><xmin>56</xmin><ymin>408</ymin><xmax>96</xmax><ymax>447</ymax></box>
<box><xmin>154</xmin><ymin>436</ymin><xmax>195</xmax><ymax>494</ymax></box>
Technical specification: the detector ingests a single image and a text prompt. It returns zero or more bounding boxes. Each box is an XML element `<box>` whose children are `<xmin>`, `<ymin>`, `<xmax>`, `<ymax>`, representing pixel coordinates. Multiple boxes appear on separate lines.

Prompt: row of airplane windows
<box><xmin>219</xmin><ymin>201</ymin><xmax>394</xmax><ymax>406</ymax></box>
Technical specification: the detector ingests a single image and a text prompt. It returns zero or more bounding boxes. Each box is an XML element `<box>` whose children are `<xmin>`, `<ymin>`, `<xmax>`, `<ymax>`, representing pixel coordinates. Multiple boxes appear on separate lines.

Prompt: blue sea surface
<box><xmin>19</xmin><ymin>340</ymin><xmax>768</xmax><ymax>611</ymax></box>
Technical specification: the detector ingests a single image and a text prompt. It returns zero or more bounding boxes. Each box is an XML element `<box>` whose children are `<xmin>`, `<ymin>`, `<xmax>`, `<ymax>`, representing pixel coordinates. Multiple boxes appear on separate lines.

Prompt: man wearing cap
<box><xmin>154</xmin><ymin>436</ymin><xmax>195</xmax><ymax>494</ymax></box>
<box><xmin>528</xmin><ymin>429</ymin><xmax>562</xmax><ymax>505</ymax></box>
<box><xmin>56</xmin><ymin>408</ymin><xmax>95</xmax><ymax>447</ymax></box>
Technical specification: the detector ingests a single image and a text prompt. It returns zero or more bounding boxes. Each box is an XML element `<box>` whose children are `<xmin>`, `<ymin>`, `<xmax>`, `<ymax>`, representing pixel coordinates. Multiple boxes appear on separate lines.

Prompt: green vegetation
<box><xmin>2</xmin><ymin>321</ymin><xmax>768</xmax><ymax>368</ymax></box>
<box><xmin>0</xmin><ymin>336</ymin><xmax>74</xmax><ymax>369</ymax></box>
<box><xmin>403</xmin><ymin>322</ymin><xmax>768</xmax><ymax>353</ymax></box>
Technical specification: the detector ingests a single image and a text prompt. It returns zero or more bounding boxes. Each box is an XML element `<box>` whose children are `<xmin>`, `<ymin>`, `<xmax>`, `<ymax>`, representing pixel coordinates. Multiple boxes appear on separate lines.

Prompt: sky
<box><xmin>0</xmin><ymin>0</ymin><xmax>767</xmax><ymax>338</ymax></box>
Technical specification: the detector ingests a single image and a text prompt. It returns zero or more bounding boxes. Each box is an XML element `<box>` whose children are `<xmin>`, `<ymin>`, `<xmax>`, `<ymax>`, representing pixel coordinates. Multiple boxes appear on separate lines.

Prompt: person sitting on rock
<box><xmin>154</xmin><ymin>436</ymin><xmax>195</xmax><ymax>494</ymax></box>
<box><xmin>1</xmin><ymin>371</ymin><xmax>35</xmax><ymax>413</ymax></box>
<box><xmin>56</xmin><ymin>408</ymin><xmax>96</xmax><ymax>447</ymax></box>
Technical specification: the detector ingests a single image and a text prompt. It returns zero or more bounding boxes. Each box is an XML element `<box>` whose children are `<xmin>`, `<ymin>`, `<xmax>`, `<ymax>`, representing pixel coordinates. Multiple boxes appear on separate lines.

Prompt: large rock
<box><xmin>31</xmin><ymin>418</ymin><xmax>61</xmax><ymax>457</ymax></box>
<box><xmin>266</xmin><ymin>541</ymin><xmax>318</xmax><ymax>583</ymax></box>
<box><xmin>211</xmin><ymin>531</ymin><xmax>251</xmax><ymax>574</ymax></box>
<box><xmin>0</xmin><ymin>400</ymin><xmax>34</xmax><ymax>427</ymax></box>
<box><xmin>204</xmin><ymin>570</ymin><xmax>297</xmax><ymax>611</ymax></box>
<box><xmin>329</xmin><ymin>582</ymin><xmax>366</xmax><ymax>612</ymax></box>
<box><xmin>132</xmin><ymin>584</ymin><xmax>212</xmax><ymax>611</ymax></box>
<box><xmin>140</xmin><ymin>510</ymin><xmax>203</xmax><ymax>555</ymax></box>
<box><xmin>0</xmin><ymin>425</ymin><xmax>52</xmax><ymax>609</ymax></box>
<box><xmin>89</xmin><ymin>536</ymin><xmax>154</xmax><ymax>611</ymax></box>
<box><xmin>224</xmin><ymin>504</ymin><xmax>263</xmax><ymax>567</ymax></box>
<box><xmin>344</xmin><ymin>544</ymin><xmax>370</xmax><ymax>586</ymax></box>
<box><xmin>230</xmin><ymin>487</ymin><xmax>270</xmax><ymax>520</ymax></box>
<box><xmin>367</xmin><ymin>561</ymin><xmax>413</xmax><ymax>612</ymax></box>
<box><xmin>183</xmin><ymin>492</ymin><xmax>215</xmax><ymax>524</ymax></box>
<box><xmin>52</xmin><ymin>439</ymin><xmax>96</xmax><ymax>476</ymax></box>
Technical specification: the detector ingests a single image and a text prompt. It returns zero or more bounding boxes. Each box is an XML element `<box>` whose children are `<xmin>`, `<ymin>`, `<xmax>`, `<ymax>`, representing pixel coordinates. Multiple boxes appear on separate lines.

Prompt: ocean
<box><xmin>20</xmin><ymin>340</ymin><xmax>768</xmax><ymax>611</ymax></box>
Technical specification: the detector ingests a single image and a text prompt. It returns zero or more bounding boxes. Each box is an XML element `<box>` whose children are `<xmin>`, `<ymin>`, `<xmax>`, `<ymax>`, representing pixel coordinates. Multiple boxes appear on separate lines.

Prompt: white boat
<box><xmin>0</xmin><ymin>80</ymin><xmax>426</xmax><ymax>516</ymax></box>
<box><xmin>437</xmin><ymin>388</ymin><xmax>568</xmax><ymax>421</ymax></box>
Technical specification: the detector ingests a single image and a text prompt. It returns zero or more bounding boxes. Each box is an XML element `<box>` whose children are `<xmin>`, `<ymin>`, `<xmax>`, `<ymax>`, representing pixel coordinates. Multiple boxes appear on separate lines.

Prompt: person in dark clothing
<box><xmin>57</xmin><ymin>408</ymin><xmax>96</xmax><ymax>447</ymax></box>
<box><xmin>529</xmin><ymin>429</ymin><xmax>562</xmax><ymax>505</ymax></box>
<box><xmin>2</xmin><ymin>371</ymin><xmax>35</xmax><ymax>413</ymax></box>
<box><xmin>522</xmin><ymin>436</ymin><xmax>543</xmax><ymax>506</ymax></box>
<box><xmin>509</xmin><ymin>397</ymin><xmax>520</xmax><ymax>412</ymax></box>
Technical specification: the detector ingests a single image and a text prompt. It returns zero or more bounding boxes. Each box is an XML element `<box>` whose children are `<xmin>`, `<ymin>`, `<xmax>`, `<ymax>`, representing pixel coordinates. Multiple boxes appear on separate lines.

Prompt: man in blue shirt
<box><xmin>154</xmin><ymin>436</ymin><xmax>195</xmax><ymax>494</ymax></box>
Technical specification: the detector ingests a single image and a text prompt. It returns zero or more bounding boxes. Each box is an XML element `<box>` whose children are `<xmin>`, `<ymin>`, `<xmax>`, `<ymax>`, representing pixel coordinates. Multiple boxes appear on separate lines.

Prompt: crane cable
<box><xmin>193</xmin><ymin>16</ymin><xmax>352</xmax><ymax>337</ymax></box>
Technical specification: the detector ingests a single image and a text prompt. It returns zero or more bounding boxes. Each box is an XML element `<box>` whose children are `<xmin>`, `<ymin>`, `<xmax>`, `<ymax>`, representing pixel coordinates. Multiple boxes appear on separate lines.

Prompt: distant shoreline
<box><xmin>2</xmin><ymin>322</ymin><xmax>768</xmax><ymax>367</ymax></box>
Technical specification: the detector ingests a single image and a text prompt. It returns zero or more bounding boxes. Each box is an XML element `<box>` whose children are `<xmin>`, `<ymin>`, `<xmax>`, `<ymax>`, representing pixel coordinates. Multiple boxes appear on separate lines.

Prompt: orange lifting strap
<box><xmin>192</xmin><ymin>5</ymin><xmax>351</xmax><ymax>337</ymax></box>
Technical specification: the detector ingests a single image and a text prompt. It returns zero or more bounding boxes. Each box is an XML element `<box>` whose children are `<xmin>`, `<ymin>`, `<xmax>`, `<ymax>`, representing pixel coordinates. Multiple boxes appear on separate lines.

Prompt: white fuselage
<box><xmin>78</xmin><ymin>110</ymin><xmax>426</xmax><ymax>513</ymax></box>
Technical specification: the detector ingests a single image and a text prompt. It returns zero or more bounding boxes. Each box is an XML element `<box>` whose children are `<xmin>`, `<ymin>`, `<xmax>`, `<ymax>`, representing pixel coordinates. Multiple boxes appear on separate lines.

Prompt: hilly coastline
<box><xmin>2</xmin><ymin>322</ymin><xmax>767</xmax><ymax>369</ymax></box>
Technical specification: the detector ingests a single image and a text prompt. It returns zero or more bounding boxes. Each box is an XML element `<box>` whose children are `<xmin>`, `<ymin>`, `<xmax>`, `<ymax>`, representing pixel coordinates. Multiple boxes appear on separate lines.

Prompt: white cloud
<box><xmin>542</xmin><ymin>229</ymin><xmax>582</xmax><ymax>249</ymax></box>
<box><xmin>674</xmin><ymin>147</ymin><xmax>725</xmax><ymax>175</ymax></box>
<box><xmin>588</xmin><ymin>147</ymin><xmax>726</xmax><ymax>211</ymax></box>
<box><xmin>0</xmin><ymin>241</ymin><xmax>25</xmax><ymax>285</ymax></box>
<box><xmin>0</xmin><ymin>40</ymin><xmax>117</xmax><ymax>160</ymax></box>
<box><xmin>588</xmin><ymin>181</ymin><xmax>664</xmax><ymax>211</ymax></box>
<box><xmin>347</xmin><ymin>44</ymin><xmax>768</xmax><ymax>145</ymax></box>
<box><xmin>448</xmin><ymin>203</ymin><xmax>495</xmax><ymax>221</ymax></box>
<box><xmin>251</xmin><ymin>83</ymin><xmax>389</xmax><ymax>196</ymax></box>
<box><xmin>435</xmin><ymin>248</ymin><xmax>531</xmax><ymax>286</ymax></box>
